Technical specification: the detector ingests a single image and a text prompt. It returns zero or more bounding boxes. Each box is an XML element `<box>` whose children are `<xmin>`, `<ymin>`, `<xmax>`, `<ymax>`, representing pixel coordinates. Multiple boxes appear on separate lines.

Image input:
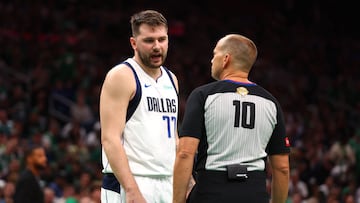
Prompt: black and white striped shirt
<box><xmin>180</xmin><ymin>80</ymin><xmax>290</xmax><ymax>172</ymax></box>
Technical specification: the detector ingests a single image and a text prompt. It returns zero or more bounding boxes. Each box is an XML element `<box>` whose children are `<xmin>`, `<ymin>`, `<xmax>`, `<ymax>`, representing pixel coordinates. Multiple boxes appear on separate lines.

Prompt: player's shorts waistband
<box><xmin>196</xmin><ymin>170</ymin><xmax>266</xmax><ymax>182</ymax></box>
<box><xmin>101</xmin><ymin>173</ymin><xmax>172</xmax><ymax>194</ymax></box>
<box><xmin>102</xmin><ymin>173</ymin><xmax>120</xmax><ymax>194</ymax></box>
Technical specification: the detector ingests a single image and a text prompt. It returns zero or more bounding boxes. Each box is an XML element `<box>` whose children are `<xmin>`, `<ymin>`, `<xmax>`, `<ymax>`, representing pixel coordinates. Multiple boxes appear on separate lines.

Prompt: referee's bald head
<box><xmin>218</xmin><ymin>34</ymin><xmax>258</xmax><ymax>73</ymax></box>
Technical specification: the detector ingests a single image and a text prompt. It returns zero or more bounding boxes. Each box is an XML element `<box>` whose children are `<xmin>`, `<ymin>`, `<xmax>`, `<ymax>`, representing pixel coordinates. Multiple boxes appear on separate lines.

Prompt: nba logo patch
<box><xmin>236</xmin><ymin>87</ymin><xmax>248</xmax><ymax>96</ymax></box>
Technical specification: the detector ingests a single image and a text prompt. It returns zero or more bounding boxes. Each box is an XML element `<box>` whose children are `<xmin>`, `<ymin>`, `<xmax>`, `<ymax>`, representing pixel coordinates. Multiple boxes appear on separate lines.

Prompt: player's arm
<box><xmin>268</xmin><ymin>153</ymin><xmax>290</xmax><ymax>203</ymax></box>
<box><xmin>173</xmin><ymin>136</ymin><xmax>199</xmax><ymax>203</ymax></box>
<box><xmin>100</xmin><ymin>65</ymin><xmax>145</xmax><ymax>202</ymax></box>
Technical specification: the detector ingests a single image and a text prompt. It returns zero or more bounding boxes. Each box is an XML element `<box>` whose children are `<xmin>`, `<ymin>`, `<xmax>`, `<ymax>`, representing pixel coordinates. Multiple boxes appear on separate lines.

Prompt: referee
<box><xmin>173</xmin><ymin>34</ymin><xmax>291</xmax><ymax>203</ymax></box>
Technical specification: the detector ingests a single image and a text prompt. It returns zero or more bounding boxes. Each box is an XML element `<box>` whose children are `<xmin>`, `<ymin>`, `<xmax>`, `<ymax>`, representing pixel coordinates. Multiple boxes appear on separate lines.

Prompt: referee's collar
<box><xmin>223</xmin><ymin>79</ymin><xmax>257</xmax><ymax>86</ymax></box>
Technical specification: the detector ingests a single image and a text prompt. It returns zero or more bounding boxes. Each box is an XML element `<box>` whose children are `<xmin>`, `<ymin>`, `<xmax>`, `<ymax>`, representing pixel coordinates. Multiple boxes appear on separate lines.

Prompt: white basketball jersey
<box><xmin>102</xmin><ymin>58</ymin><xmax>178</xmax><ymax>176</ymax></box>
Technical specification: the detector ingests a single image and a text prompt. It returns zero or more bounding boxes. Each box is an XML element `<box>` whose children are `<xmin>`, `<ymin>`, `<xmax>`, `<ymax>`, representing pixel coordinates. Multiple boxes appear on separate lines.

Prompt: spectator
<box><xmin>0</xmin><ymin>180</ymin><xmax>15</xmax><ymax>203</ymax></box>
<box><xmin>328</xmin><ymin>133</ymin><xmax>355</xmax><ymax>185</ymax></box>
<box><xmin>13</xmin><ymin>145</ymin><xmax>47</xmax><ymax>203</ymax></box>
<box><xmin>349</xmin><ymin>128</ymin><xmax>360</xmax><ymax>185</ymax></box>
<box><xmin>289</xmin><ymin>169</ymin><xmax>309</xmax><ymax>199</ymax></box>
<box><xmin>43</xmin><ymin>187</ymin><xmax>56</xmax><ymax>203</ymax></box>
<box><xmin>70</xmin><ymin>89</ymin><xmax>94</xmax><ymax>129</ymax></box>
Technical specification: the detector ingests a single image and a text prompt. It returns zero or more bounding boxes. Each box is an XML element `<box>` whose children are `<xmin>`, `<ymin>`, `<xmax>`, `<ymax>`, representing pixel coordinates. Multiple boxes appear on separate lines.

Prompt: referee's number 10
<box><xmin>233</xmin><ymin>100</ymin><xmax>255</xmax><ymax>129</ymax></box>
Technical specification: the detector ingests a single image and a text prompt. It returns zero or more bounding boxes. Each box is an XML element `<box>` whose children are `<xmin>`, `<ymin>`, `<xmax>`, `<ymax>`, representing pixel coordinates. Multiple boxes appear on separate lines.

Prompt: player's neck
<box><xmin>142</xmin><ymin>66</ymin><xmax>162</xmax><ymax>80</ymax></box>
<box><xmin>133</xmin><ymin>57</ymin><xmax>162</xmax><ymax>80</ymax></box>
<box><xmin>222</xmin><ymin>73</ymin><xmax>250</xmax><ymax>83</ymax></box>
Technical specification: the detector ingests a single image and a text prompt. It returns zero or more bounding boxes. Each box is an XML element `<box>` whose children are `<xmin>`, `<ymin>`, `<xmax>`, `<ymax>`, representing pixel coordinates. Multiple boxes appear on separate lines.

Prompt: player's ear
<box><xmin>130</xmin><ymin>37</ymin><xmax>136</xmax><ymax>49</ymax></box>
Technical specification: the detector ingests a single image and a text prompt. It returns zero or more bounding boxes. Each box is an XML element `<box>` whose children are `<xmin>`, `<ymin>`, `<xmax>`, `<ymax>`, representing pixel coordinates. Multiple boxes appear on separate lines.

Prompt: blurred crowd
<box><xmin>0</xmin><ymin>0</ymin><xmax>359</xmax><ymax>202</ymax></box>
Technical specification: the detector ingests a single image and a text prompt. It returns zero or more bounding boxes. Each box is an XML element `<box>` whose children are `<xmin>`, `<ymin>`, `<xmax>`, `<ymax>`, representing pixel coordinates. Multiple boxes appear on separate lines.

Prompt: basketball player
<box><xmin>173</xmin><ymin>34</ymin><xmax>290</xmax><ymax>203</ymax></box>
<box><xmin>100</xmin><ymin>10</ymin><xmax>179</xmax><ymax>203</ymax></box>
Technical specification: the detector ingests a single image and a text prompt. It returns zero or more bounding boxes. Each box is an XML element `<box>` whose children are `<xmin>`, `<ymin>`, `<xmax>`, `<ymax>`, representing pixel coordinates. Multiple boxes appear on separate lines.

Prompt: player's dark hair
<box><xmin>130</xmin><ymin>10</ymin><xmax>168</xmax><ymax>37</ymax></box>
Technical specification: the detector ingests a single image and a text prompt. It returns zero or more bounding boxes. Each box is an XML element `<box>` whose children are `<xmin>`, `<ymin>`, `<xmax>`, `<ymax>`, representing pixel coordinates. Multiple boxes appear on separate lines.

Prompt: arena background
<box><xmin>0</xmin><ymin>0</ymin><xmax>359</xmax><ymax>202</ymax></box>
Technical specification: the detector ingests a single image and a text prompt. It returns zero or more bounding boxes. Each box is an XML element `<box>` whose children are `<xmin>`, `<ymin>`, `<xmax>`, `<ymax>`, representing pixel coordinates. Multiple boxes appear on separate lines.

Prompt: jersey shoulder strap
<box><xmin>163</xmin><ymin>66</ymin><xmax>178</xmax><ymax>95</ymax></box>
<box><xmin>122</xmin><ymin>61</ymin><xmax>142</xmax><ymax>121</ymax></box>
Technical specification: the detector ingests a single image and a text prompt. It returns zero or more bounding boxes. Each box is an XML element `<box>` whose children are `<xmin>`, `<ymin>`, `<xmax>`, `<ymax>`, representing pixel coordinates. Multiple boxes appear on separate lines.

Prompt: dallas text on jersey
<box><xmin>146</xmin><ymin>97</ymin><xmax>177</xmax><ymax>113</ymax></box>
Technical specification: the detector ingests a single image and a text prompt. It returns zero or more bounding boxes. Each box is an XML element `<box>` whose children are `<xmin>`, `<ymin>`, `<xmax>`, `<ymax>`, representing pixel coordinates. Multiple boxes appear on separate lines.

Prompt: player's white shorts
<box><xmin>101</xmin><ymin>187</ymin><xmax>121</xmax><ymax>202</ymax></box>
<box><xmin>101</xmin><ymin>173</ymin><xmax>121</xmax><ymax>202</ymax></box>
<box><xmin>101</xmin><ymin>174</ymin><xmax>172</xmax><ymax>203</ymax></box>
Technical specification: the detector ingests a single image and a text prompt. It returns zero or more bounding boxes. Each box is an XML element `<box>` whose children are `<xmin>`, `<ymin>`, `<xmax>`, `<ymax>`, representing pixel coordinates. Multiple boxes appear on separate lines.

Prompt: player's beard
<box><xmin>34</xmin><ymin>162</ymin><xmax>47</xmax><ymax>171</ymax></box>
<box><xmin>138</xmin><ymin>50</ymin><xmax>167</xmax><ymax>69</ymax></box>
